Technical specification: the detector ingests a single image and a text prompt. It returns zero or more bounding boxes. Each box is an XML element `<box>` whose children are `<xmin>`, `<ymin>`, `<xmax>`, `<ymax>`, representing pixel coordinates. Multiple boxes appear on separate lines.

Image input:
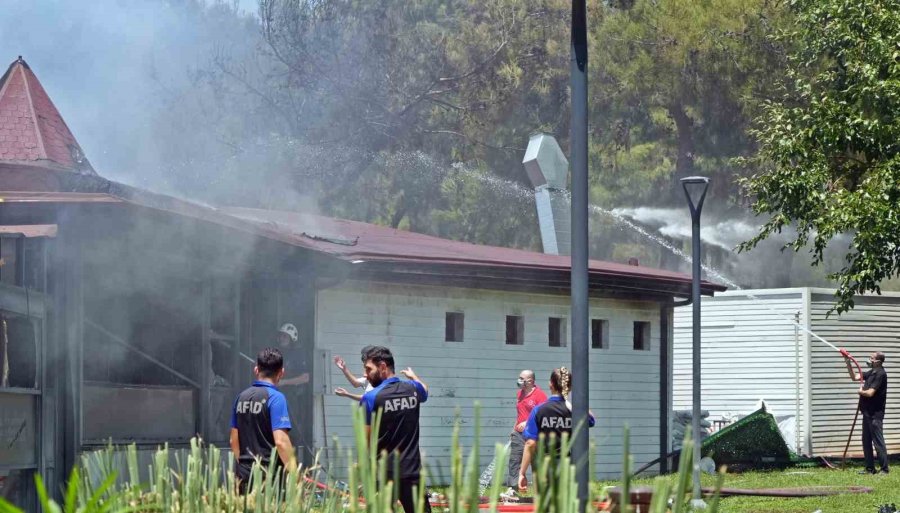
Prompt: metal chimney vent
<box><xmin>523</xmin><ymin>133</ymin><xmax>571</xmax><ymax>256</ymax></box>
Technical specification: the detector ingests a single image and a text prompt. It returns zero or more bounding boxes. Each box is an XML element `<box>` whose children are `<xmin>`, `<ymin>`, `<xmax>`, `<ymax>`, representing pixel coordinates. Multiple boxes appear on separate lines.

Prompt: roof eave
<box><xmin>349</xmin><ymin>260</ymin><xmax>724</xmax><ymax>299</ymax></box>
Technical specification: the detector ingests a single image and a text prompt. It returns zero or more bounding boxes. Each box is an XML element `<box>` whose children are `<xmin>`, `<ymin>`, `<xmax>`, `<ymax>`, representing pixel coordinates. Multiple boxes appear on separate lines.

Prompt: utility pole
<box><xmin>570</xmin><ymin>1</ymin><xmax>590</xmax><ymax>511</ymax></box>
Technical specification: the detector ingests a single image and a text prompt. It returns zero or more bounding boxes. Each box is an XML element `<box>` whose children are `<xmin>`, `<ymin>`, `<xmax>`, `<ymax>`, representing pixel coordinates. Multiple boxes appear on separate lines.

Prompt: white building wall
<box><xmin>673</xmin><ymin>289</ymin><xmax>809</xmax><ymax>452</ymax></box>
<box><xmin>314</xmin><ymin>280</ymin><xmax>665</xmax><ymax>482</ymax></box>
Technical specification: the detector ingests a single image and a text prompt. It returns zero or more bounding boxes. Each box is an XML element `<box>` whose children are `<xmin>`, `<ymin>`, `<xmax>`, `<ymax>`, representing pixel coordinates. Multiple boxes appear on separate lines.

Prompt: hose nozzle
<box><xmin>839</xmin><ymin>348</ymin><xmax>850</xmax><ymax>357</ymax></box>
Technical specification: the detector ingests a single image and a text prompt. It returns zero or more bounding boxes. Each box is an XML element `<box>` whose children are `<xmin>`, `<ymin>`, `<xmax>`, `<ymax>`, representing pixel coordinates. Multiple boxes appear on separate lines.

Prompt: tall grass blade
<box><xmin>621</xmin><ymin>426</ymin><xmax>630</xmax><ymax>513</ymax></box>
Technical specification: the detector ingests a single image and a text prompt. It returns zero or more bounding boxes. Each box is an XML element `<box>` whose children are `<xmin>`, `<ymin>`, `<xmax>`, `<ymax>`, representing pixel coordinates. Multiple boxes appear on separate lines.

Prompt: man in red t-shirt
<box><xmin>503</xmin><ymin>369</ymin><xmax>547</xmax><ymax>497</ymax></box>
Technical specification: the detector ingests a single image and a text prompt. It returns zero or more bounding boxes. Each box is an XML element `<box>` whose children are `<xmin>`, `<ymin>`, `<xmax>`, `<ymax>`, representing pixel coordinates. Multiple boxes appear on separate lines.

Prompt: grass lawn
<box><xmin>597</xmin><ymin>465</ymin><xmax>898</xmax><ymax>513</ymax></box>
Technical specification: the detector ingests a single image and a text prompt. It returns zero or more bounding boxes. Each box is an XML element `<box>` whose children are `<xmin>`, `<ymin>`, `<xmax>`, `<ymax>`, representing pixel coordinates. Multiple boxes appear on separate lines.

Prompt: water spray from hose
<box><xmin>601</xmin><ymin>202</ymin><xmax>875</xmax><ymax>464</ymax></box>
<box><xmin>597</xmin><ymin>204</ymin><xmax>848</xmax><ymax>355</ymax></box>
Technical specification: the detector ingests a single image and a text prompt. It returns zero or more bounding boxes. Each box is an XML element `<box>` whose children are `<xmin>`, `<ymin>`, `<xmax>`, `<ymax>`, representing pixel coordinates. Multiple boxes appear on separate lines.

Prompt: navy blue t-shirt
<box><xmin>523</xmin><ymin>396</ymin><xmax>594</xmax><ymax>453</ymax></box>
<box><xmin>231</xmin><ymin>380</ymin><xmax>292</xmax><ymax>477</ymax></box>
<box><xmin>360</xmin><ymin>376</ymin><xmax>428</xmax><ymax>479</ymax></box>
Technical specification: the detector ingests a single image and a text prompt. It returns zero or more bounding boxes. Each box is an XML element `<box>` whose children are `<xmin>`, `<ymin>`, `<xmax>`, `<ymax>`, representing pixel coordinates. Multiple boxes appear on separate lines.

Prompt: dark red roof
<box><xmin>0</xmin><ymin>185</ymin><xmax>725</xmax><ymax>296</ymax></box>
<box><xmin>0</xmin><ymin>57</ymin><xmax>95</xmax><ymax>173</ymax></box>
<box><xmin>224</xmin><ymin>208</ymin><xmax>726</xmax><ymax>292</ymax></box>
<box><xmin>0</xmin><ymin>55</ymin><xmax>723</xmax><ymax>297</ymax></box>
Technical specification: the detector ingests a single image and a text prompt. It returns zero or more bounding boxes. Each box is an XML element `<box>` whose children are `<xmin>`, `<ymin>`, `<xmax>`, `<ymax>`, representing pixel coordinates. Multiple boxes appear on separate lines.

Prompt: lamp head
<box><xmin>681</xmin><ymin>176</ymin><xmax>710</xmax><ymax>215</ymax></box>
<box><xmin>681</xmin><ymin>176</ymin><xmax>710</xmax><ymax>186</ymax></box>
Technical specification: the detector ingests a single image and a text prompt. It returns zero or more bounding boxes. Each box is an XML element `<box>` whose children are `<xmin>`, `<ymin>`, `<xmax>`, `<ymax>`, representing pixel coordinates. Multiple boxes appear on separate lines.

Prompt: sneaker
<box><xmin>859</xmin><ymin>469</ymin><xmax>876</xmax><ymax>475</ymax></box>
<box><xmin>499</xmin><ymin>487</ymin><xmax>517</xmax><ymax>500</ymax></box>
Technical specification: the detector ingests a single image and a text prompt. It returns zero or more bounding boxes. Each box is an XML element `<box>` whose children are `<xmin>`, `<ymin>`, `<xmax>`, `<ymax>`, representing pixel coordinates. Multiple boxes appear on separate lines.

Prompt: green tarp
<box><xmin>700</xmin><ymin>405</ymin><xmax>791</xmax><ymax>464</ymax></box>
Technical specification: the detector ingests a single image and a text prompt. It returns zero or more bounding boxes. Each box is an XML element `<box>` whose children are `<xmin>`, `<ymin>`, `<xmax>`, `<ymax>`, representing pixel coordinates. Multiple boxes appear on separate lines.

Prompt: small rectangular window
<box><xmin>591</xmin><ymin>319</ymin><xmax>609</xmax><ymax>349</ymax></box>
<box><xmin>0</xmin><ymin>237</ymin><xmax>45</xmax><ymax>291</ymax></box>
<box><xmin>506</xmin><ymin>315</ymin><xmax>524</xmax><ymax>345</ymax></box>
<box><xmin>445</xmin><ymin>312</ymin><xmax>464</xmax><ymax>342</ymax></box>
<box><xmin>633</xmin><ymin>321</ymin><xmax>650</xmax><ymax>351</ymax></box>
<box><xmin>0</xmin><ymin>237</ymin><xmax>20</xmax><ymax>287</ymax></box>
<box><xmin>0</xmin><ymin>313</ymin><xmax>38</xmax><ymax>389</ymax></box>
<box><xmin>548</xmin><ymin>317</ymin><xmax>566</xmax><ymax>347</ymax></box>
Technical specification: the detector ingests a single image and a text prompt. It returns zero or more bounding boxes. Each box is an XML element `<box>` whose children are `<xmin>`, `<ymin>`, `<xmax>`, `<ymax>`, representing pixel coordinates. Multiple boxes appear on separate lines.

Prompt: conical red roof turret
<box><xmin>0</xmin><ymin>56</ymin><xmax>95</xmax><ymax>174</ymax></box>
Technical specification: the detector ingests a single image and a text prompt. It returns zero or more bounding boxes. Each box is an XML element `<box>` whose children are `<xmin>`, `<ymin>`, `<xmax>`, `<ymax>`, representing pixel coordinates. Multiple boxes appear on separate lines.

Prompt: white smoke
<box><xmin>611</xmin><ymin>207</ymin><xmax>762</xmax><ymax>251</ymax></box>
<box><xmin>0</xmin><ymin>0</ymin><xmax>262</xmax><ymax>197</ymax></box>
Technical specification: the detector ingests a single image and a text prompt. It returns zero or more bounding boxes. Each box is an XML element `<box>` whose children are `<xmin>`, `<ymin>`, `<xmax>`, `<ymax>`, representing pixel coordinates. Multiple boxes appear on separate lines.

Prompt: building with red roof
<box><xmin>0</xmin><ymin>56</ymin><xmax>723</xmax><ymax>508</ymax></box>
<box><xmin>0</xmin><ymin>57</ymin><xmax>94</xmax><ymax>174</ymax></box>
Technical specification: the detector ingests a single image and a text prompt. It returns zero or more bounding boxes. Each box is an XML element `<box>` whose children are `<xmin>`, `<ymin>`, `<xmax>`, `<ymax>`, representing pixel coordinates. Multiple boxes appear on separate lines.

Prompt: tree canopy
<box><xmin>134</xmin><ymin>0</ymin><xmax>900</xmax><ymax>300</ymax></box>
<box><xmin>198</xmin><ymin>1</ymin><xmax>783</xmax><ymax>250</ymax></box>
<box><xmin>591</xmin><ymin>0</ymin><xmax>782</xmax><ymax>206</ymax></box>
<box><xmin>740</xmin><ymin>0</ymin><xmax>900</xmax><ymax>312</ymax></box>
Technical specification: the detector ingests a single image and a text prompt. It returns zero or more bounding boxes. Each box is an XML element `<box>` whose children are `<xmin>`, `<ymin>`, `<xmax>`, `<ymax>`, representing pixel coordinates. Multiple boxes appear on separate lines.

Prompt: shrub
<box><xmin>0</xmin><ymin>406</ymin><xmax>720</xmax><ymax>513</ymax></box>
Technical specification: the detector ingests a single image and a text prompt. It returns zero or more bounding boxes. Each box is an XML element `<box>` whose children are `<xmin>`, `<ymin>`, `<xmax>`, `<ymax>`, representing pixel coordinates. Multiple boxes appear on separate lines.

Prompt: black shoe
<box><xmin>877</xmin><ymin>470</ymin><xmax>890</xmax><ymax>475</ymax></box>
<box><xmin>859</xmin><ymin>469</ymin><xmax>876</xmax><ymax>475</ymax></box>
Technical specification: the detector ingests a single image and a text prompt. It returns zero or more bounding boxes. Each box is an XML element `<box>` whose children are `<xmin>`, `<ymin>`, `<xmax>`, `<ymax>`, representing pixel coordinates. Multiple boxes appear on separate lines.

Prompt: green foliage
<box><xmin>701</xmin><ymin>408</ymin><xmax>791</xmax><ymax>465</ymax></box>
<box><xmin>0</xmin><ymin>408</ymin><xmax>724</xmax><ymax>513</ymax></box>
<box><xmin>242</xmin><ymin>0</ymin><xmax>571</xmax><ymax>245</ymax></box>
<box><xmin>669</xmin><ymin>427</ymin><xmax>703</xmax><ymax>513</ymax></box>
<box><xmin>257</xmin><ymin>0</ymin><xmax>569</xmax><ymax>167</ymax></box>
<box><xmin>529</xmin><ymin>428</ymin><xmax>579</xmax><ymax>513</ymax></box>
<box><xmin>603</xmin><ymin>426</ymin><xmax>723</xmax><ymax>513</ymax></box>
<box><xmin>592</xmin><ymin>0</ymin><xmax>786</xmax><ymax>206</ymax></box>
<box><xmin>616</xmin><ymin>466</ymin><xmax>900</xmax><ymax>513</ymax></box>
<box><xmin>0</xmin><ymin>467</ymin><xmax>122</xmax><ymax>513</ymax></box>
<box><xmin>170</xmin><ymin>0</ymin><xmax>792</xmax><ymax>258</ymax></box>
<box><xmin>741</xmin><ymin>0</ymin><xmax>900</xmax><ymax>313</ymax></box>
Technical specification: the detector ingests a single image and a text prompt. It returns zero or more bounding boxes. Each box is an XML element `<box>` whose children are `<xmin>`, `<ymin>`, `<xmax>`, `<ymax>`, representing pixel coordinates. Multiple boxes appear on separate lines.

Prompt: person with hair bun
<box><xmin>517</xmin><ymin>366</ymin><xmax>594</xmax><ymax>491</ymax></box>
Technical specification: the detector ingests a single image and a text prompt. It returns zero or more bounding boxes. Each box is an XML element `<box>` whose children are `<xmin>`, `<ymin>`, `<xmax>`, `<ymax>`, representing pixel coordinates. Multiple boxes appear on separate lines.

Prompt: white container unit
<box><xmin>673</xmin><ymin>288</ymin><xmax>900</xmax><ymax>457</ymax></box>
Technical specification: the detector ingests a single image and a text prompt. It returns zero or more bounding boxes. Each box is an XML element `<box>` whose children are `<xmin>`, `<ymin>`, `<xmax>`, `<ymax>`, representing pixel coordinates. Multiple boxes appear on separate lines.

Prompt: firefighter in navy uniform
<box><xmin>517</xmin><ymin>367</ymin><xmax>594</xmax><ymax>492</ymax></box>
<box><xmin>276</xmin><ymin>323</ymin><xmax>312</xmax><ymax>460</ymax></box>
<box><xmin>359</xmin><ymin>346</ymin><xmax>432</xmax><ymax>513</ymax></box>
<box><xmin>230</xmin><ymin>347</ymin><xmax>296</xmax><ymax>493</ymax></box>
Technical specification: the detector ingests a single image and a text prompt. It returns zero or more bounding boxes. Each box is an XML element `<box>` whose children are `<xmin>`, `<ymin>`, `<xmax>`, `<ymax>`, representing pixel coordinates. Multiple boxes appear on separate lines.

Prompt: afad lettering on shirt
<box><xmin>382</xmin><ymin>395</ymin><xmax>418</xmax><ymax>413</ymax></box>
<box><xmin>540</xmin><ymin>416</ymin><xmax>572</xmax><ymax>429</ymax></box>
<box><xmin>236</xmin><ymin>400</ymin><xmax>266</xmax><ymax>415</ymax></box>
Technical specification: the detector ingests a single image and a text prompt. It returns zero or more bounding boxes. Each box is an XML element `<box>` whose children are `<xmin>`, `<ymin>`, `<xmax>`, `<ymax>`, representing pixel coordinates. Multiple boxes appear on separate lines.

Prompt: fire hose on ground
<box><xmin>303</xmin><ymin>475</ymin><xmax>872</xmax><ymax>512</ymax></box>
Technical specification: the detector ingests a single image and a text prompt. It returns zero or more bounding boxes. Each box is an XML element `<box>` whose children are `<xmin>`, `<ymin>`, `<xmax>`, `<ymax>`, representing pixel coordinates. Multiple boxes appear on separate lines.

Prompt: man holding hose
<box><xmin>845</xmin><ymin>351</ymin><xmax>889</xmax><ymax>474</ymax></box>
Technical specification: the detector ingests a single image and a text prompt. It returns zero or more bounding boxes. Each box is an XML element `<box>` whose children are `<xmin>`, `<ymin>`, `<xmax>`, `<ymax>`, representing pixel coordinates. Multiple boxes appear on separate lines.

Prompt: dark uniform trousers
<box><xmin>861</xmin><ymin>411</ymin><xmax>889</xmax><ymax>473</ymax></box>
<box><xmin>397</xmin><ymin>477</ymin><xmax>431</xmax><ymax>513</ymax></box>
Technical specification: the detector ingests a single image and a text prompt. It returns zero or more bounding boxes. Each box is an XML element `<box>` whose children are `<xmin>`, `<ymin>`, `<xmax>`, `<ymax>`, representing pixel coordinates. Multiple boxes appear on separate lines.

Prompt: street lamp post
<box><xmin>570</xmin><ymin>1</ymin><xmax>590</xmax><ymax>511</ymax></box>
<box><xmin>681</xmin><ymin>176</ymin><xmax>710</xmax><ymax>509</ymax></box>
